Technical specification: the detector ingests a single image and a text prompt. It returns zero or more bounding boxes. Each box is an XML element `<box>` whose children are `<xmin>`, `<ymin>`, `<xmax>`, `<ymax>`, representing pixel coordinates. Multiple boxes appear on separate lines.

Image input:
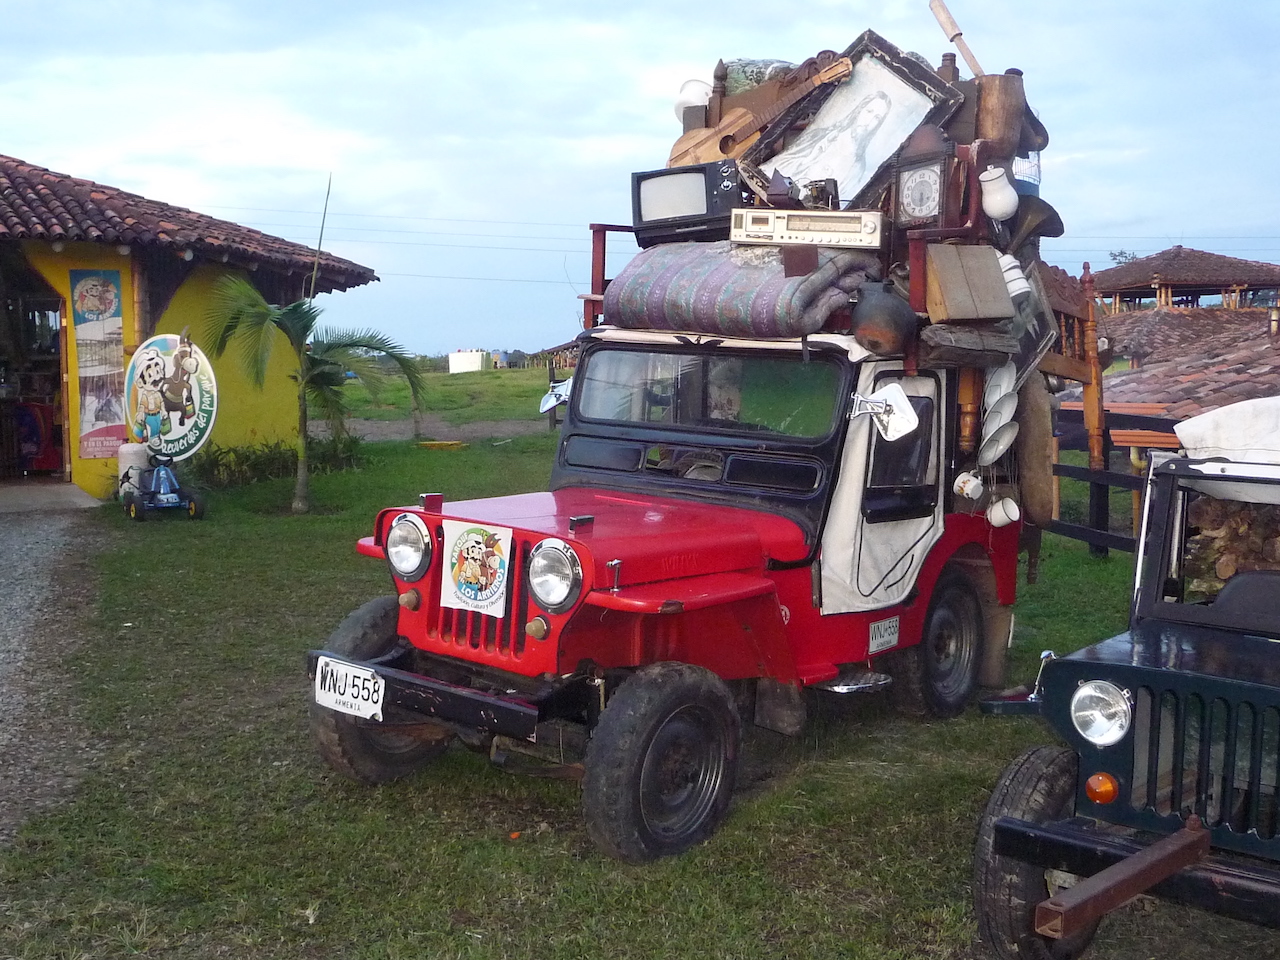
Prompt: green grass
<box><xmin>340</xmin><ymin>368</ymin><xmax>551</xmax><ymax>424</ymax></box>
<box><xmin>0</xmin><ymin>438</ymin><xmax>1155</xmax><ymax>960</ymax></box>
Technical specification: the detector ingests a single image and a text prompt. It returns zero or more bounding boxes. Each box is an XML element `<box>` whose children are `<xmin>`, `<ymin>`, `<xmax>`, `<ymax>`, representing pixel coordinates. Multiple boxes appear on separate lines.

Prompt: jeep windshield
<box><xmin>1142</xmin><ymin>460</ymin><xmax>1280</xmax><ymax>635</ymax></box>
<box><xmin>575</xmin><ymin>347</ymin><xmax>842</xmax><ymax>441</ymax></box>
<box><xmin>553</xmin><ymin>343</ymin><xmax>849</xmax><ymax>539</ymax></box>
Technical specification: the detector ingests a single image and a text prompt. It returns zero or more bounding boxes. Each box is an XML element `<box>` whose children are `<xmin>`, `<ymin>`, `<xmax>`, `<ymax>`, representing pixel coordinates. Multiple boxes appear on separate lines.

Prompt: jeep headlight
<box><xmin>528</xmin><ymin>538</ymin><xmax>582</xmax><ymax>613</ymax></box>
<box><xmin>1070</xmin><ymin>680</ymin><xmax>1132</xmax><ymax>746</ymax></box>
<box><xmin>386</xmin><ymin>513</ymin><xmax>432</xmax><ymax>581</ymax></box>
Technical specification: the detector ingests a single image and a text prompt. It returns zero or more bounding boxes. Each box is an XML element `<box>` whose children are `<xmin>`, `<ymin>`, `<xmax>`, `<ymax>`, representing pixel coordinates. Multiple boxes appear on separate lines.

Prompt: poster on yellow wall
<box><xmin>125</xmin><ymin>333</ymin><xmax>218</xmax><ymax>459</ymax></box>
<box><xmin>71</xmin><ymin>269</ymin><xmax>128</xmax><ymax>458</ymax></box>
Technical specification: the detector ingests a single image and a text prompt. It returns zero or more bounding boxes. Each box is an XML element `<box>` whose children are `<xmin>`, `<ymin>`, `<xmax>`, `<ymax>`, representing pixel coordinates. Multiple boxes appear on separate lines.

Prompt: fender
<box><xmin>914</xmin><ymin>512</ymin><xmax>1021</xmax><ymax>607</ymax></box>
<box><xmin>560</xmin><ymin>581</ymin><xmax>797</xmax><ymax>682</ymax></box>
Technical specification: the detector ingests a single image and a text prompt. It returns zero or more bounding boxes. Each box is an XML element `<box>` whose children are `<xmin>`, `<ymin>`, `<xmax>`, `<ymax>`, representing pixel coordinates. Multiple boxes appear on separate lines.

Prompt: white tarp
<box><xmin>820</xmin><ymin>365</ymin><xmax>945</xmax><ymax>614</ymax></box>
<box><xmin>1175</xmin><ymin>396</ymin><xmax>1280</xmax><ymax>464</ymax></box>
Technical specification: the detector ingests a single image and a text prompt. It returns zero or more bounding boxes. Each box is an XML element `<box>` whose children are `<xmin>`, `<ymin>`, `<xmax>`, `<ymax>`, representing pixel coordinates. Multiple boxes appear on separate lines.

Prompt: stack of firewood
<box><xmin>1184</xmin><ymin>496</ymin><xmax>1280</xmax><ymax>598</ymax></box>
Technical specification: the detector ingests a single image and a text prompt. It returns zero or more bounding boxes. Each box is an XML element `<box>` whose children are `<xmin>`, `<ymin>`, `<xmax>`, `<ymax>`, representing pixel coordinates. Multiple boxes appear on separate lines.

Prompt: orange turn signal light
<box><xmin>1085</xmin><ymin>772</ymin><xmax>1119</xmax><ymax>804</ymax></box>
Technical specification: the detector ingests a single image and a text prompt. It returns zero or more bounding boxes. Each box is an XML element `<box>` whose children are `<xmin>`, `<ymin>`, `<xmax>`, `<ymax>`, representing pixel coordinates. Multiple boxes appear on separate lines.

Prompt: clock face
<box><xmin>899</xmin><ymin>165</ymin><xmax>942</xmax><ymax>221</ymax></box>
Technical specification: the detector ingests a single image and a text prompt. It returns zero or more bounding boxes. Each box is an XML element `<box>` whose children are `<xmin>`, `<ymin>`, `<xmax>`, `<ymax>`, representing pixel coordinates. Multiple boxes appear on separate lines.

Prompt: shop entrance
<box><xmin>0</xmin><ymin>247</ymin><xmax>69</xmax><ymax>483</ymax></box>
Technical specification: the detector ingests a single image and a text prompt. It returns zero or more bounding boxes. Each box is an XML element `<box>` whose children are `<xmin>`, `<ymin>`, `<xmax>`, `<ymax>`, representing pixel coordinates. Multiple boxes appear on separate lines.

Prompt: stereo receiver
<box><xmin>729</xmin><ymin>208</ymin><xmax>883</xmax><ymax>248</ymax></box>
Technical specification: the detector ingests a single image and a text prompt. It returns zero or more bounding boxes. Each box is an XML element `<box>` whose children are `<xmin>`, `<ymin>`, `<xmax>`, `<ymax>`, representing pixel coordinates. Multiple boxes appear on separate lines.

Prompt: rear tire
<box><xmin>582</xmin><ymin>662</ymin><xmax>740</xmax><ymax>863</ymax></box>
<box><xmin>889</xmin><ymin>570</ymin><xmax>982</xmax><ymax>718</ymax></box>
<box><xmin>310</xmin><ymin>596</ymin><xmax>451</xmax><ymax>784</ymax></box>
<box><xmin>186</xmin><ymin>492</ymin><xmax>206</xmax><ymax>520</ymax></box>
<box><xmin>973</xmin><ymin>746</ymin><xmax>1099</xmax><ymax>960</ymax></box>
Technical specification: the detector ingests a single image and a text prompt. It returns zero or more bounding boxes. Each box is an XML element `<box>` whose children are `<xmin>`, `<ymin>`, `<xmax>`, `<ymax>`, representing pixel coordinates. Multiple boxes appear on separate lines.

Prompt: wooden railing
<box><xmin>1050</xmin><ymin>404</ymin><xmax>1181</xmax><ymax>555</ymax></box>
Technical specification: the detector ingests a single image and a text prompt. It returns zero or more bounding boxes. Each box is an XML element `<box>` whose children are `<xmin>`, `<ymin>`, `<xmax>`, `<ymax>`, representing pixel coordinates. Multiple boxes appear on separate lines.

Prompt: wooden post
<box><xmin>1051</xmin><ymin>436</ymin><xmax>1061</xmax><ymax>520</ymax></box>
<box><xmin>709</xmin><ymin>60</ymin><xmax>727</xmax><ymax>127</ymax></box>
<box><xmin>1130</xmin><ymin>445</ymin><xmax>1144</xmax><ymax>538</ymax></box>
<box><xmin>1088</xmin><ymin>431</ymin><xmax>1112</xmax><ymax>558</ymax></box>
<box><xmin>958</xmin><ymin>367</ymin><xmax>980</xmax><ymax>455</ymax></box>
<box><xmin>1081</xmin><ymin>264</ymin><xmax>1109</xmax><ymax>557</ymax></box>
<box><xmin>582</xmin><ymin>224</ymin><xmax>635</xmax><ymax>328</ymax></box>
<box><xmin>1081</xmin><ymin>265</ymin><xmax>1105</xmax><ymax>473</ymax></box>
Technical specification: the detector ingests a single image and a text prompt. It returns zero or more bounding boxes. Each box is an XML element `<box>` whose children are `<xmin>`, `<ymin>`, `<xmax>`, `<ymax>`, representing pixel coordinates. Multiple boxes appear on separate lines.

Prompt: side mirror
<box><xmin>539</xmin><ymin>377</ymin><xmax>573</xmax><ymax>414</ymax></box>
<box><xmin>850</xmin><ymin>382</ymin><xmax>919</xmax><ymax>442</ymax></box>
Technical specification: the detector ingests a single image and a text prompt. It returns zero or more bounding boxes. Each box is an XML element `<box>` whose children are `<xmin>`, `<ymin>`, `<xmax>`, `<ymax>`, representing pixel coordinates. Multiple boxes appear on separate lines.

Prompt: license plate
<box><xmin>314</xmin><ymin>656</ymin><xmax>384</xmax><ymax>721</ymax></box>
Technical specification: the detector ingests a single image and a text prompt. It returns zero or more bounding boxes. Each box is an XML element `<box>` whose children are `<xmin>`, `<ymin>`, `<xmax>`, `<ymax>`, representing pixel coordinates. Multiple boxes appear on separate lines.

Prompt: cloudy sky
<box><xmin>4</xmin><ymin>1</ymin><xmax>1277</xmax><ymax>356</ymax></box>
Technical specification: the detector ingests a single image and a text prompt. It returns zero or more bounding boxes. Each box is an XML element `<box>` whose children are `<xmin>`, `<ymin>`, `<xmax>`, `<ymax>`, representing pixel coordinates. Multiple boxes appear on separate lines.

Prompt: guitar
<box><xmin>667</xmin><ymin>57</ymin><xmax>853</xmax><ymax>169</ymax></box>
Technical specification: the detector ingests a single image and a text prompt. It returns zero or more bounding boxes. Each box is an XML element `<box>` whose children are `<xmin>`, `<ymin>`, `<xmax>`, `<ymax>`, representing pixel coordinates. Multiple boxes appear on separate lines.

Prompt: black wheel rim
<box><xmin>638</xmin><ymin>704</ymin><xmax>728</xmax><ymax>841</ymax></box>
<box><xmin>927</xmin><ymin>590</ymin><xmax>977</xmax><ymax>701</ymax></box>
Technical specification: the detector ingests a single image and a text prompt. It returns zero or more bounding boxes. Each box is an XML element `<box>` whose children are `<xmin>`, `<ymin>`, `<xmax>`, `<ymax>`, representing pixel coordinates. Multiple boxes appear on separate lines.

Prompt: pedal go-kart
<box><xmin>120</xmin><ymin>453</ymin><xmax>205</xmax><ymax>521</ymax></box>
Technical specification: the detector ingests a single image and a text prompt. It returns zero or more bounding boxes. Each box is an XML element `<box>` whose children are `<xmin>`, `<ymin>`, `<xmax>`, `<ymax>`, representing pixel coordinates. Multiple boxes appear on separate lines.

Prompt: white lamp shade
<box><xmin>674</xmin><ymin>80</ymin><xmax>713</xmax><ymax>122</ymax></box>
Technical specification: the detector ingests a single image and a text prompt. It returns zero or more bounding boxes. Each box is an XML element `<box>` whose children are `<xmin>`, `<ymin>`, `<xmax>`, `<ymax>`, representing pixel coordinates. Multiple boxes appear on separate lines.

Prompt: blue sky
<box><xmin>4</xmin><ymin>1</ymin><xmax>1278</xmax><ymax>355</ymax></box>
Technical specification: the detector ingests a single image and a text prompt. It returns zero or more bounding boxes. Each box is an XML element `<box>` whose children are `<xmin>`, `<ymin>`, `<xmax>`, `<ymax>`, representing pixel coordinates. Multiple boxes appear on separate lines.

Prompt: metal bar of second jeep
<box><xmin>1034</xmin><ymin>816</ymin><xmax>1210</xmax><ymax>939</ymax></box>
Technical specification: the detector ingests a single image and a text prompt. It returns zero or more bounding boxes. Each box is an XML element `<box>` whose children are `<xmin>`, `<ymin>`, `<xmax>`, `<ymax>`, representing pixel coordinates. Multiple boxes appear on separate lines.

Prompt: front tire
<box><xmin>889</xmin><ymin>570</ymin><xmax>982</xmax><ymax>718</ymax></box>
<box><xmin>124</xmin><ymin>493</ymin><xmax>145</xmax><ymax>522</ymax></box>
<box><xmin>582</xmin><ymin>662</ymin><xmax>741</xmax><ymax>863</ymax></box>
<box><xmin>973</xmin><ymin>746</ymin><xmax>1099</xmax><ymax>960</ymax></box>
<box><xmin>310</xmin><ymin>596</ymin><xmax>451</xmax><ymax>784</ymax></box>
<box><xmin>186</xmin><ymin>492</ymin><xmax>206</xmax><ymax>520</ymax></box>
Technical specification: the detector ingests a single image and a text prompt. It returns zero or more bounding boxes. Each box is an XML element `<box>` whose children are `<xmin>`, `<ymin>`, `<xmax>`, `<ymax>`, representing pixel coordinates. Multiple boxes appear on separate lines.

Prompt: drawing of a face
<box><xmin>850</xmin><ymin>92</ymin><xmax>891</xmax><ymax>150</ymax></box>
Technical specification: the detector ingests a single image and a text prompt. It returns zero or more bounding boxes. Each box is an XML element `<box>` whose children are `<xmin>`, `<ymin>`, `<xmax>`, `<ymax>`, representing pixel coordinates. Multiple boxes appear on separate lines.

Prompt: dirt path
<box><xmin>0</xmin><ymin>513</ymin><xmax>102</xmax><ymax>845</ymax></box>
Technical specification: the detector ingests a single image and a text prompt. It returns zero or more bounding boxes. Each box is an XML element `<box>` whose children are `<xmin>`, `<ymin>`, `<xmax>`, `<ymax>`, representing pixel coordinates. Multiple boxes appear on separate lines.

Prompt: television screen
<box><xmin>639</xmin><ymin>172</ymin><xmax>708</xmax><ymax>221</ymax></box>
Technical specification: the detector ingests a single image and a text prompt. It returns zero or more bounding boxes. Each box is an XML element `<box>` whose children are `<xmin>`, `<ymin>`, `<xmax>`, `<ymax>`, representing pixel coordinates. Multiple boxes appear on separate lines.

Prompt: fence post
<box><xmin>1088</xmin><ymin>431</ymin><xmax>1112</xmax><ymax>558</ymax></box>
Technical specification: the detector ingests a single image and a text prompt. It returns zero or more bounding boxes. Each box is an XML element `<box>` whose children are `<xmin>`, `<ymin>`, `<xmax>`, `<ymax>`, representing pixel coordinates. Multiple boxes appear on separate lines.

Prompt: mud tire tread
<box><xmin>582</xmin><ymin>662</ymin><xmax>740</xmax><ymax>863</ymax></box>
<box><xmin>310</xmin><ymin>596</ymin><xmax>450</xmax><ymax>784</ymax></box>
<box><xmin>888</xmin><ymin>569</ymin><xmax>983</xmax><ymax>718</ymax></box>
<box><xmin>973</xmin><ymin>745</ymin><xmax>1099</xmax><ymax>960</ymax></box>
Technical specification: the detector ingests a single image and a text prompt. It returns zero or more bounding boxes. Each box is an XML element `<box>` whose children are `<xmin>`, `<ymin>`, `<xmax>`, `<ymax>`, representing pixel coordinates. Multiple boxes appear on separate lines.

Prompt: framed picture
<box><xmin>1011</xmin><ymin>261</ymin><xmax>1061</xmax><ymax>392</ymax></box>
<box><xmin>748</xmin><ymin>30</ymin><xmax>963</xmax><ymax>208</ymax></box>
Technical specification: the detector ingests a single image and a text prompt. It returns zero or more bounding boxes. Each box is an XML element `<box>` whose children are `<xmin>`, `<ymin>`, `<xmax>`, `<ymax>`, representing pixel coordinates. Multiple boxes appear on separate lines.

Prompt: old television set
<box><xmin>631</xmin><ymin>160</ymin><xmax>744</xmax><ymax>248</ymax></box>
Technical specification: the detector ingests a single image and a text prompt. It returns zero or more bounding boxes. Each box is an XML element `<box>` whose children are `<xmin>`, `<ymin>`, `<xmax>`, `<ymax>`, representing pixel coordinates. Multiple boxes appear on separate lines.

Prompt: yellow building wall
<box><xmin>22</xmin><ymin>243</ymin><xmax>299</xmax><ymax>498</ymax></box>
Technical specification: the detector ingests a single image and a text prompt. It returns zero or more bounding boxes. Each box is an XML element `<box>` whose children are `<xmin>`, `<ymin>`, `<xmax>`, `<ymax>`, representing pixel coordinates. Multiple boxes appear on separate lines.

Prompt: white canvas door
<box><xmin>820</xmin><ymin>364</ymin><xmax>946</xmax><ymax>614</ymax></box>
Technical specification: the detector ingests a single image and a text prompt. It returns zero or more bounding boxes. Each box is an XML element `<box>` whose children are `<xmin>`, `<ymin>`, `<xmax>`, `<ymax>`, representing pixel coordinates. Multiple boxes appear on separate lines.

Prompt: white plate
<box><xmin>983</xmin><ymin>360</ymin><xmax>1017</xmax><ymax>412</ymax></box>
<box><xmin>981</xmin><ymin>392</ymin><xmax>1019</xmax><ymax>444</ymax></box>
<box><xmin>977</xmin><ymin>420</ymin><xmax>1020</xmax><ymax>466</ymax></box>
<box><xmin>314</xmin><ymin>656</ymin><xmax>384</xmax><ymax>721</ymax></box>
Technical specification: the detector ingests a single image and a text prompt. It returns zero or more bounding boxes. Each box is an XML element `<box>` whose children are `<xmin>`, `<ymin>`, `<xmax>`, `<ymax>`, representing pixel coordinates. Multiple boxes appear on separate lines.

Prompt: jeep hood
<box><xmin>443</xmin><ymin>488</ymin><xmax>808</xmax><ymax>588</ymax></box>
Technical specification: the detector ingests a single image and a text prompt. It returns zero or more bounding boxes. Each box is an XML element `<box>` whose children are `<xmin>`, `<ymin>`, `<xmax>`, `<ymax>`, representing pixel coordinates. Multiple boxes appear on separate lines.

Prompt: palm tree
<box><xmin>204</xmin><ymin>275</ymin><xmax>427</xmax><ymax>514</ymax></box>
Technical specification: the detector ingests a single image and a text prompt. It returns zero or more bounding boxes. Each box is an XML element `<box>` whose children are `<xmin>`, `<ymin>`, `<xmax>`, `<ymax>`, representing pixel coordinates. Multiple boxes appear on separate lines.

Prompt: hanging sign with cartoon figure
<box><xmin>124</xmin><ymin>332</ymin><xmax>218</xmax><ymax>459</ymax></box>
<box><xmin>71</xmin><ymin>269</ymin><xmax>128</xmax><ymax>459</ymax></box>
<box><xmin>440</xmin><ymin>520</ymin><xmax>514</xmax><ymax>616</ymax></box>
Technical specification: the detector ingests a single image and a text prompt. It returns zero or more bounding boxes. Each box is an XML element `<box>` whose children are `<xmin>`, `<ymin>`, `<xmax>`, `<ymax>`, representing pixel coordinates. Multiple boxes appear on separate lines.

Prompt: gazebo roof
<box><xmin>1091</xmin><ymin>246</ymin><xmax>1280</xmax><ymax>297</ymax></box>
<box><xmin>0</xmin><ymin>154</ymin><xmax>375</xmax><ymax>295</ymax></box>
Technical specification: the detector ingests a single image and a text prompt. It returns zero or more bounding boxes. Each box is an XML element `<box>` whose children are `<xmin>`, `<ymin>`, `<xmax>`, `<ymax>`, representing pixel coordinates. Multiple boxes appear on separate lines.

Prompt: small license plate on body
<box><xmin>314</xmin><ymin>656</ymin><xmax>384</xmax><ymax>721</ymax></box>
<box><xmin>869</xmin><ymin>616</ymin><xmax>900</xmax><ymax>654</ymax></box>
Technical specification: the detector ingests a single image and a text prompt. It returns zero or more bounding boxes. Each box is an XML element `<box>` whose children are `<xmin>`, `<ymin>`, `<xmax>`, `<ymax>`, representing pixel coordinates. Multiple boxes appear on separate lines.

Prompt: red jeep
<box><xmin>309</xmin><ymin>327</ymin><xmax>1020</xmax><ymax>861</ymax></box>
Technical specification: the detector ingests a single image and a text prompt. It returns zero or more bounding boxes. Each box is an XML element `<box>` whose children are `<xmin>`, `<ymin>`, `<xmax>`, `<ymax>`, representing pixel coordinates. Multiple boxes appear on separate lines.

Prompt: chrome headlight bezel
<box><xmin>386</xmin><ymin>513</ymin><xmax>433</xmax><ymax>582</ymax></box>
<box><xmin>527</xmin><ymin>538</ymin><xmax>583</xmax><ymax>614</ymax></box>
<box><xmin>1070</xmin><ymin>679</ymin><xmax>1133</xmax><ymax>747</ymax></box>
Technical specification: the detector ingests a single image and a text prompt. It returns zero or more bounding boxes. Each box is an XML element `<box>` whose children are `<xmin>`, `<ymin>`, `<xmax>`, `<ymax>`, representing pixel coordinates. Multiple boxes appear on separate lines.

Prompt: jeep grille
<box><xmin>426</xmin><ymin>538</ymin><xmax>532</xmax><ymax>663</ymax></box>
<box><xmin>1129</xmin><ymin>687</ymin><xmax>1280</xmax><ymax>844</ymax></box>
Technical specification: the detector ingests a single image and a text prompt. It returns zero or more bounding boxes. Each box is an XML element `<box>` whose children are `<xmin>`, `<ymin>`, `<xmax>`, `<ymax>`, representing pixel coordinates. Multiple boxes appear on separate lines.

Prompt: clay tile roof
<box><xmin>1091</xmin><ymin>246</ymin><xmax>1280</xmax><ymax>295</ymax></box>
<box><xmin>1098</xmin><ymin>307</ymin><xmax>1269</xmax><ymax>363</ymax></box>
<box><xmin>1064</xmin><ymin>311</ymin><xmax>1280</xmax><ymax>418</ymax></box>
<box><xmin>0</xmin><ymin>154</ymin><xmax>375</xmax><ymax>294</ymax></box>
<box><xmin>1033</xmin><ymin>263</ymin><xmax>1088</xmax><ymax>319</ymax></box>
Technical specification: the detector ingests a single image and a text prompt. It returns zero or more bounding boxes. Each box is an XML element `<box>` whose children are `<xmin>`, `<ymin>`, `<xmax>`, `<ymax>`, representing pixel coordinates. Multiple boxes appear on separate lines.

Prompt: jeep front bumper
<box><xmin>307</xmin><ymin>649</ymin><xmax>543</xmax><ymax>741</ymax></box>
<box><xmin>994</xmin><ymin>815</ymin><xmax>1280</xmax><ymax>932</ymax></box>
